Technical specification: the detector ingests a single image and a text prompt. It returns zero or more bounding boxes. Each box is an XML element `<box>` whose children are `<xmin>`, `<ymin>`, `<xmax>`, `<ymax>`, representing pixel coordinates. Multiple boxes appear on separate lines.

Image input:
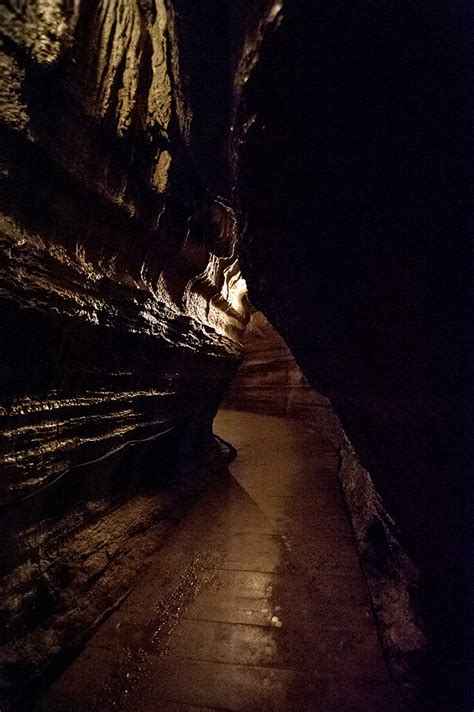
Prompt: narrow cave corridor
<box><xmin>39</xmin><ymin>410</ymin><xmax>397</xmax><ymax>712</ymax></box>
<box><xmin>0</xmin><ymin>1</ymin><xmax>471</xmax><ymax>711</ymax></box>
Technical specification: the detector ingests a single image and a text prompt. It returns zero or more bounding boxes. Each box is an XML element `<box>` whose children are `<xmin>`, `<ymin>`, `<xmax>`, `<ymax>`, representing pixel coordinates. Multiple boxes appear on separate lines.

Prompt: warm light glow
<box><xmin>227</xmin><ymin>273</ymin><xmax>248</xmax><ymax>315</ymax></box>
<box><xmin>268</xmin><ymin>1</ymin><xmax>284</xmax><ymax>23</ymax></box>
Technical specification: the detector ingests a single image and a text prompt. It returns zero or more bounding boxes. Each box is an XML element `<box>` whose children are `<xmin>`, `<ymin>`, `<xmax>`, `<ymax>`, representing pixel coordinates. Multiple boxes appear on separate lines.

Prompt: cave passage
<box><xmin>39</xmin><ymin>409</ymin><xmax>397</xmax><ymax>712</ymax></box>
<box><xmin>0</xmin><ymin>1</ymin><xmax>470</xmax><ymax>710</ymax></box>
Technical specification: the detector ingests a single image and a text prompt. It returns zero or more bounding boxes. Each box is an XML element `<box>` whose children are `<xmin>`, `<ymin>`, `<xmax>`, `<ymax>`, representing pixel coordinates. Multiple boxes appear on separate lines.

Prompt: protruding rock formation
<box><xmin>224</xmin><ymin>309</ymin><xmax>329</xmax><ymax>417</ymax></box>
<box><xmin>0</xmin><ymin>0</ymin><xmax>257</xmax><ymax>690</ymax></box>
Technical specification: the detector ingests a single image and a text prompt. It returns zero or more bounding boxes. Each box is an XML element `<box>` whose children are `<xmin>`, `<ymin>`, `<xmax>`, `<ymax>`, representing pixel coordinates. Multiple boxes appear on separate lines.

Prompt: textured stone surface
<box><xmin>0</xmin><ymin>0</ymin><xmax>261</xmax><ymax>691</ymax></box>
<box><xmin>224</xmin><ymin>309</ymin><xmax>329</xmax><ymax>418</ymax></box>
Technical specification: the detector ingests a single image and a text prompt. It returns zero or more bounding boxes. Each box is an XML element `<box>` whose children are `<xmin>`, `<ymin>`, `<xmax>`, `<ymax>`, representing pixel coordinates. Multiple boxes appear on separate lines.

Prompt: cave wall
<box><xmin>236</xmin><ymin>2</ymin><xmax>472</xmax><ymax>707</ymax></box>
<box><xmin>223</xmin><ymin>309</ymin><xmax>329</xmax><ymax>418</ymax></box>
<box><xmin>0</xmin><ymin>0</ymin><xmax>270</xmax><ymax>689</ymax></box>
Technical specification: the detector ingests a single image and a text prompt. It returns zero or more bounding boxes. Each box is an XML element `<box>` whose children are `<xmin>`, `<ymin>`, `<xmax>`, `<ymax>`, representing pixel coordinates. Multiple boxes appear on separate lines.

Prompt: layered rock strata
<box><xmin>224</xmin><ymin>309</ymin><xmax>329</xmax><ymax>418</ymax></box>
<box><xmin>0</xmin><ymin>0</ymin><xmax>260</xmax><ymax>692</ymax></box>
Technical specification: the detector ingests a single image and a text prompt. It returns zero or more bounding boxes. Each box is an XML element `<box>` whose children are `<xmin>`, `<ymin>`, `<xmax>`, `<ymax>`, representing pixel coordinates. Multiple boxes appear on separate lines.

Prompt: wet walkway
<box><xmin>39</xmin><ymin>410</ymin><xmax>398</xmax><ymax>711</ymax></box>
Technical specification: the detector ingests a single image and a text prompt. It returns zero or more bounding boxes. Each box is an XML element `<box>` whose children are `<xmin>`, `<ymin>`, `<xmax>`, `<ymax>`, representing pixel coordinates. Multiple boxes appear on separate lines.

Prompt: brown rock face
<box><xmin>0</xmin><ymin>0</ymin><xmax>254</xmax><ymax>690</ymax></box>
<box><xmin>223</xmin><ymin>310</ymin><xmax>328</xmax><ymax>418</ymax></box>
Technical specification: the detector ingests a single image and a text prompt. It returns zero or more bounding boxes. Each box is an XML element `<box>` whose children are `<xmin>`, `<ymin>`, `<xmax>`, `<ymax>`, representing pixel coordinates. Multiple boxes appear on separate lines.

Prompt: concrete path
<box><xmin>38</xmin><ymin>410</ymin><xmax>399</xmax><ymax>711</ymax></box>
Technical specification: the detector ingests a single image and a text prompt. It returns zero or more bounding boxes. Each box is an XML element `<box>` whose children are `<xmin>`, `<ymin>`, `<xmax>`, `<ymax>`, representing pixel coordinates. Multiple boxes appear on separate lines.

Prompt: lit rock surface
<box><xmin>224</xmin><ymin>309</ymin><xmax>329</xmax><ymax>418</ymax></box>
<box><xmin>0</xmin><ymin>0</ymin><xmax>261</xmax><ymax>690</ymax></box>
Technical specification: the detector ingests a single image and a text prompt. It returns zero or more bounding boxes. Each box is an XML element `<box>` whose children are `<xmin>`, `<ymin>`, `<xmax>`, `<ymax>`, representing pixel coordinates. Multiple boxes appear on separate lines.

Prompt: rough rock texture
<box><xmin>0</xmin><ymin>0</ymin><xmax>252</xmax><ymax>505</ymax></box>
<box><xmin>236</xmin><ymin>3</ymin><xmax>472</xmax><ymax>709</ymax></box>
<box><xmin>0</xmin><ymin>0</ymin><xmax>261</xmax><ymax>692</ymax></box>
<box><xmin>224</xmin><ymin>311</ymin><xmax>426</xmax><ymax>701</ymax></box>
<box><xmin>224</xmin><ymin>309</ymin><xmax>329</xmax><ymax>418</ymax></box>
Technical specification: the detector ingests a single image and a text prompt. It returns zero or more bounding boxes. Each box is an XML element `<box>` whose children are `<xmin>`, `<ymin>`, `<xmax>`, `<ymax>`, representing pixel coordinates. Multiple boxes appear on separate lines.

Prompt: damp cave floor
<box><xmin>38</xmin><ymin>409</ymin><xmax>399</xmax><ymax>712</ymax></box>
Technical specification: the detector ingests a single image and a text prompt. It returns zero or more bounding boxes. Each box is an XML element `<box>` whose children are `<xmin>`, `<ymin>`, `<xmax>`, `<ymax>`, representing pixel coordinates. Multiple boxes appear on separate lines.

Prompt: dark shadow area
<box><xmin>237</xmin><ymin>3</ymin><xmax>472</xmax><ymax>708</ymax></box>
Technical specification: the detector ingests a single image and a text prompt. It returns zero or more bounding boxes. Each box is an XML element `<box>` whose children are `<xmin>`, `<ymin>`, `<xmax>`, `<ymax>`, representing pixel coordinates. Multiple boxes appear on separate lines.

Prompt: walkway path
<box><xmin>39</xmin><ymin>410</ymin><xmax>398</xmax><ymax>711</ymax></box>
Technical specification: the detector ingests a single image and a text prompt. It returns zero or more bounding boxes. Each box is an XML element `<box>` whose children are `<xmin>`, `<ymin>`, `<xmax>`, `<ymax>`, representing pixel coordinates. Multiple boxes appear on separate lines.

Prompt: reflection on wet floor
<box><xmin>38</xmin><ymin>410</ymin><xmax>399</xmax><ymax>711</ymax></box>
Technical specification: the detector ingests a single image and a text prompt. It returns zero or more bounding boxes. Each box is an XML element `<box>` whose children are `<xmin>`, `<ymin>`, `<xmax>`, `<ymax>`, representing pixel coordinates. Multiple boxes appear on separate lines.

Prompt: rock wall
<box><xmin>224</xmin><ymin>309</ymin><xmax>329</xmax><ymax>418</ymax></box>
<box><xmin>0</xmin><ymin>0</ymin><xmax>261</xmax><ymax>692</ymax></box>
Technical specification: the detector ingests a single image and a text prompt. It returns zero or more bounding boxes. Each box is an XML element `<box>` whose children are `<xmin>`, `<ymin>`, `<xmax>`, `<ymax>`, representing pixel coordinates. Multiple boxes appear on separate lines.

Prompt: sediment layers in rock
<box><xmin>223</xmin><ymin>309</ymin><xmax>329</xmax><ymax>418</ymax></box>
<box><xmin>0</xmin><ymin>1</ymin><xmax>469</xmax><ymax>708</ymax></box>
<box><xmin>0</xmin><ymin>0</ymin><xmax>256</xmax><ymax>687</ymax></box>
